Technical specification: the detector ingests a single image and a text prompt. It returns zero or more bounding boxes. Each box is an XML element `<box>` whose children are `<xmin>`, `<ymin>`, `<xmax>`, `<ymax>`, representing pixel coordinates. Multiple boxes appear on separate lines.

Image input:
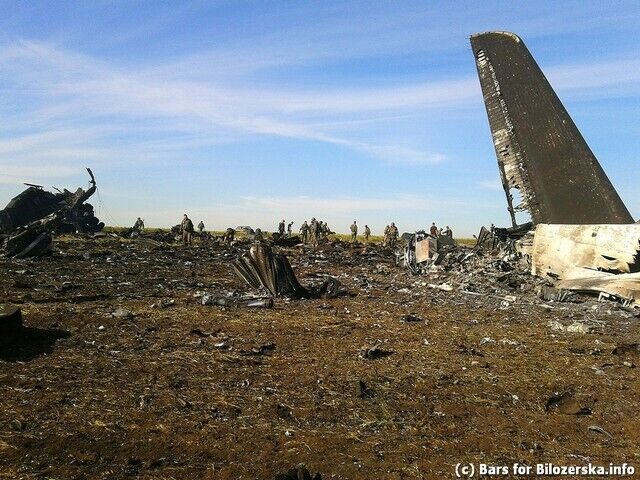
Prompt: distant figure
<box><xmin>309</xmin><ymin>218</ymin><xmax>319</xmax><ymax>246</ymax></box>
<box><xmin>350</xmin><ymin>221</ymin><xmax>358</xmax><ymax>243</ymax></box>
<box><xmin>430</xmin><ymin>222</ymin><xmax>438</xmax><ymax>236</ymax></box>
<box><xmin>180</xmin><ymin>214</ymin><xmax>194</xmax><ymax>245</ymax></box>
<box><xmin>132</xmin><ymin>217</ymin><xmax>144</xmax><ymax>234</ymax></box>
<box><xmin>224</xmin><ymin>227</ymin><xmax>235</xmax><ymax>243</ymax></box>
<box><xmin>198</xmin><ymin>221</ymin><xmax>205</xmax><ymax>233</ymax></box>
<box><xmin>278</xmin><ymin>219</ymin><xmax>285</xmax><ymax>236</ymax></box>
<box><xmin>300</xmin><ymin>221</ymin><xmax>309</xmax><ymax>243</ymax></box>
<box><xmin>389</xmin><ymin>222</ymin><xmax>399</xmax><ymax>247</ymax></box>
<box><xmin>383</xmin><ymin>224</ymin><xmax>390</xmax><ymax>246</ymax></box>
<box><xmin>444</xmin><ymin>225</ymin><xmax>453</xmax><ymax>237</ymax></box>
<box><xmin>364</xmin><ymin>225</ymin><xmax>371</xmax><ymax>243</ymax></box>
<box><xmin>490</xmin><ymin>223</ymin><xmax>495</xmax><ymax>233</ymax></box>
<box><xmin>254</xmin><ymin>228</ymin><xmax>264</xmax><ymax>241</ymax></box>
<box><xmin>287</xmin><ymin>221</ymin><xmax>293</xmax><ymax>236</ymax></box>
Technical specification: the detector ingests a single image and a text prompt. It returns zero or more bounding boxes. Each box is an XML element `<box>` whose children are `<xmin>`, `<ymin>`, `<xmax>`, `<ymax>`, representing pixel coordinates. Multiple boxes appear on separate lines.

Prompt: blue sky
<box><xmin>1</xmin><ymin>1</ymin><xmax>639</xmax><ymax>235</ymax></box>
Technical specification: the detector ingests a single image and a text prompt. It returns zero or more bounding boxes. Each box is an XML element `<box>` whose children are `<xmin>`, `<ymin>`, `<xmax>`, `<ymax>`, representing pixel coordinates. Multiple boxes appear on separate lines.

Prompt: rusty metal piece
<box><xmin>470</xmin><ymin>31</ymin><xmax>633</xmax><ymax>226</ymax></box>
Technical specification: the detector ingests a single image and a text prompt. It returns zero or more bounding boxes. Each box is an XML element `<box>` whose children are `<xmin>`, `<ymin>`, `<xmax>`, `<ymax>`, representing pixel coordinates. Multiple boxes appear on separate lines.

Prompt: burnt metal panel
<box><xmin>470</xmin><ymin>31</ymin><xmax>633</xmax><ymax>225</ymax></box>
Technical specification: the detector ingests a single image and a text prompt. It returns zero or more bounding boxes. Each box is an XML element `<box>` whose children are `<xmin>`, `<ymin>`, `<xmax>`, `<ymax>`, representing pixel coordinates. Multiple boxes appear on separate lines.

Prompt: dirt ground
<box><xmin>1</xmin><ymin>234</ymin><xmax>639</xmax><ymax>479</ymax></box>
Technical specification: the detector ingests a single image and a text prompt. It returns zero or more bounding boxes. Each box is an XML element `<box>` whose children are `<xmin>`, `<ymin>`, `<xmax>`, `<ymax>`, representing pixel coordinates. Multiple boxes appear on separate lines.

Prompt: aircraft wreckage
<box><xmin>0</xmin><ymin>168</ymin><xmax>104</xmax><ymax>258</ymax></box>
<box><xmin>471</xmin><ymin>31</ymin><xmax>640</xmax><ymax>304</ymax></box>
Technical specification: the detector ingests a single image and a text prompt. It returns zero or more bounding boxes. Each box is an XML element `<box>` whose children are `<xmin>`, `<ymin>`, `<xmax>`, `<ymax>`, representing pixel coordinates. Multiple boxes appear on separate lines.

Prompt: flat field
<box><xmin>1</xmin><ymin>234</ymin><xmax>638</xmax><ymax>479</ymax></box>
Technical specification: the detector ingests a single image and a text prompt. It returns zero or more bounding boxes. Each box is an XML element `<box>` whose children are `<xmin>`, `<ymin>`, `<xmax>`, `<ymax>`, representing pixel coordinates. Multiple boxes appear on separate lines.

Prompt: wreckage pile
<box><xmin>0</xmin><ymin>169</ymin><xmax>104</xmax><ymax>259</ymax></box>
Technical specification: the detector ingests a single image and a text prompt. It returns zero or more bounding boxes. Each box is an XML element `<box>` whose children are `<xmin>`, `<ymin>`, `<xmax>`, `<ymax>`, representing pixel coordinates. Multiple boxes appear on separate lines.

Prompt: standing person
<box><xmin>350</xmin><ymin>221</ymin><xmax>358</xmax><ymax>243</ymax></box>
<box><xmin>224</xmin><ymin>227</ymin><xmax>235</xmax><ymax>243</ymax></box>
<box><xmin>300</xmin><ymin>221</ymin><xmax>309</xmax><ymax>243</ymax></box>
<box><xmin>309</xmin><ymin>218</ymin><xmax>318</xmax><ymax>246</ymax></box>
<box><xmin>197</xmin><ymin>221</ymin><xmax>205</xmax><ymax>233</ymax></box>
<box><xmin>389</xmin><ymin>222</ymin><xmax>399</xmax><ymax>247</ymax></box>
<box><xmin>444</xmin><ymin>225</ymin><xmax>453</xmax><ymax>237</ymax></box>
<box><xmin>181</xmin><ymin>214</ymin><xmax>194</xmax><ymax>246</ymax></box>
<box><xmin>278</xmin><ymin>219</ymin><xmax>285</xmax><ymax>236</ymax></box>
<box><xmin>383</xmin><ymin>225</ymin><xmax>390</xmax><ymax>246</ymax></box>
<box><xmin>287</xmin><ymin>221</ymin><xmax>294</xmax><ymax>237</ymax></box>
<box><xmin>132</xmin><ymin>217</ymin><xmax>144</xmax><ymax>234</ymax></box>
<box><xmin>490</xmin><ymin>223</ymin><xmax>495</xmax><ymax>233</ymax></box>
<box><xmin>430</xmin><ymin>222</ymin><xmax>438</xmax><ymax>236</ymax></box>
<box><xmin>364</xmin><ymin>225</ymin><xmax>371</xmax><ymax>243</ymax></box>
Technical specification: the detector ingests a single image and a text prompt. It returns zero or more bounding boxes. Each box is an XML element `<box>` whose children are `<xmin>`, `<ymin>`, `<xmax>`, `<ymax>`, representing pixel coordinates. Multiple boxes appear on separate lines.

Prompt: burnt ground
<box><xmin>1</xmin><ymin>234</ymin><xmax>639</xmax><ymax>479</ymax></box>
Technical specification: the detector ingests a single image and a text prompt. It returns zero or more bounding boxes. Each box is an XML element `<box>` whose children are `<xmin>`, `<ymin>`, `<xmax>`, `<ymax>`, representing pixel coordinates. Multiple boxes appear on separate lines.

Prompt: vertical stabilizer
<box><xmin>470</xmin><ymin>31</ymin><xmax>633</xmax><ymax>225</ymax></box>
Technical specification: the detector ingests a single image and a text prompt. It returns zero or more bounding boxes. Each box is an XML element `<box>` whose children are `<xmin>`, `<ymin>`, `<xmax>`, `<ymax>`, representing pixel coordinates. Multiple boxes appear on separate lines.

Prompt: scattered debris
<box><xmin>362</xmin><ymin>341</ymin><xmax>393</xmax><ymax>360</ymax></box>
<box><xmin>545</xmin><ymin>391</ymin><xmax>592</xmax><ymax>415</ymax></box>
<box><xmin>0</xmin><ymin>306</ymin><xmax>23</xmax><ymax>340</ymax></box>
<box><xmin>400</xmin><ymin>314</ymin><xmax>423</xmax><ymax>323</ymax></box>
<box><xmin>358</xmin><ymin>380</ymin><xmax>375</xmax><ymax>398</ymax></box>
<box><xmin>201</xmin><ymin>294</ymin><xmax>274</xmax><ymax>309</ymax></box>
<box><xmin>588</xmin><ymin>425</ymin><xmax>613</xmax><ymax>440</ymax></box>
<box><xmin>275</xmin><ymin>464</ymin><xmax>322</xmax><ymax>480</ymax></box>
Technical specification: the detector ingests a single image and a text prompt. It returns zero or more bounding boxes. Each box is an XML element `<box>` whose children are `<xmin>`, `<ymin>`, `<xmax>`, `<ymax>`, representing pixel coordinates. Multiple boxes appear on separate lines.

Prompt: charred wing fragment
<box><xmin>470</xmin><ymin>31</ymin><xmax>633</xmax><ymax>226</ymax></box>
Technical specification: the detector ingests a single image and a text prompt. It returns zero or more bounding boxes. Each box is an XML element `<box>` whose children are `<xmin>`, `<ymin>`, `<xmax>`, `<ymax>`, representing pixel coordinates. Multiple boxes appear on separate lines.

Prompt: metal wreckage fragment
<box><xmin>470</xmin><ymin>31</ymin><xmax>640</xmax><ymax>305</ymax></box>
<box><xmin>0</xmin><ymin>168</ymin><xmax>104</xmax><ymax>258</ymax></box>
<box><xmin>232</xmin><ymin>242</ymin><xmax>343</xmax><ymax>299</ymax></box>
<box><xmin>470</xmin><ymin>31</ymin><xmax>633</xmax><ymax>227</ymax></box>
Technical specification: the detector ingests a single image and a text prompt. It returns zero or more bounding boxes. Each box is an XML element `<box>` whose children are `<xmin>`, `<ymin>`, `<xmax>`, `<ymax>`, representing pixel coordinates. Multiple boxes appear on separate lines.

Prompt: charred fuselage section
<box><xmin>471</xmin><ymin>31</ymin><xmax>633</xmax><ymax>226</ymax></box>
<box><xmin>0</xmin><ymin>168</ymin><xmax>104</xmax><ymax>258</ymax></box>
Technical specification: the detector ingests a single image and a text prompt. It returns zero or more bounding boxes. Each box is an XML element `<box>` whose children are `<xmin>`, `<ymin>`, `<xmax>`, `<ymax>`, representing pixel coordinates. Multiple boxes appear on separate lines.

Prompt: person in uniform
<box><xmin>180</xmin><ymin>214</ymin><xmax>194</xmax><ymax>245</ymax></box>
<box><xmin>278</xmin><ymin>220</ymin><xmax>285</xmax><ymax>236</ymax></box>
<box><xmin>309</xmin><ymin>218</ymin><xmax>318</xmax><ymax>246</ymax></box>
<box><xmin>444</xmin><ymin>225</ymin><xmax>453</xmax><ymax>237</ymax></box>
<box><xmin>197</xmin><ymin>221</ymin><xmax>205</xmax><ymax>233</ymax></box>
<box><xmin>300</xmin><ymin>221</ymin><xmax>309</xmax><ymax>243</ymax></box>
<box><xmin>430</xmin><ymin>222</ymin><xmax>438</xmax><ymax>236</ymax></box>
<box><xmin>383</xmin><ymin>224</ymin><xmax>390</xmax><ymax>246</ymax></box>
<box><xmin>364</xmin><ymin>224</ymin><xmax>371</xmax><ymax>243</ymax></box>
<box><xmin>132</xmin><ymin>217</ymin><xmax>144</xmax><ymax>234</ymax></box>
<box><xmin>350</xmin><ymin>221</ymin><xmax>358</xmax><ymax>243</ymax></box>
<box><xmin>389</xmin><ymin>222</ymin><xmax>398</xmax><ymax>247</ymax></box>
<box><xmin>287</xmin><ymin>221</ymin><xmax>294</xmax><ymax>237</ymax></box>
<box><xmin>224</xmin><ymin>227</ymin><xmax>235</xmax><ymax>243</ymax></box>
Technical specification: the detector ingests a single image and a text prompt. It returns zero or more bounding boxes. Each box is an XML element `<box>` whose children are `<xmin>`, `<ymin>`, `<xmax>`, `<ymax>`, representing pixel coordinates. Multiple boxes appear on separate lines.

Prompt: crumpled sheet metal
<box><xmin>232</xmin><ymin>243</ymin><xmax>311</xmax><ymax>298</ymax></box>
<box><xmin>532</xmin><ymin>224</ymin><xmax>640</xmax><ymax>276</ymax></box>
<box><xmin>531</xmin><ymin>224</ymin><xmax>640</xmax><ymax>304</ymax></box>
<box><xmin>471</xmin><ymin>31</ymin><xmax>633</xmax><ymax>226</ymax></box>
<box><xmin>232</xmin><ymin>243</ymin><xmax>344</xmax><ymax>299</ymax></box>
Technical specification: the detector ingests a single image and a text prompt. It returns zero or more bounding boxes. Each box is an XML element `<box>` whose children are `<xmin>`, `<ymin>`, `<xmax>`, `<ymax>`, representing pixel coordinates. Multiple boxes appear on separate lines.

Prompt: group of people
<box><xmin>382</xmin><ymin>223</ymin><xmax>399</xmax><ymax>247</ymax></box>
<box><xmin>135</xmin><ymin>215</ymin><xmax>455</xmax><ymax>248</ymax></box>
<box><xmin>299</xmin><ymin>218</ymin><xmax>331</xmax><ymax>246</ymax></box>
<box><xmin>429</xmin><ymin>222</ymin><xmax>453</xmax><ymax>237</ymax></box>
<box><xmin>178</xmin><ymin>214</ymin><xmax>207</xmax><ymax>245</ymax></box>
<box><xmin>278</xmin><ymin>219</ymin><xmax>295</xmax><ymax>237</ymax></box>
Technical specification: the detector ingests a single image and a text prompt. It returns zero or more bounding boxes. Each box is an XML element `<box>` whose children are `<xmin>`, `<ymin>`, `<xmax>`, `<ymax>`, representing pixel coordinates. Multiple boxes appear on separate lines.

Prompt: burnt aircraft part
<box><xmin>0</xmin><ymin>168</ymin><xmax>103</xmax><ymax>236</ymax></box>
<box><xmin>470</xmin><ymin>31</ymin><xmax>633</xmax><ymax>226</ymax></box>
<box><xmin>233</xmin><ymin>243</ymin><xmax>345</xmax><ymax>299</ymax></box>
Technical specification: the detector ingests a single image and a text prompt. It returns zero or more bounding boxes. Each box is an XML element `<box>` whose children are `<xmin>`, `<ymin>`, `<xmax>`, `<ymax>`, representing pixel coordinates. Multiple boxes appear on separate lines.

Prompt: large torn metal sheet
<box><xmin>531</xmin><ymin>224</ymin><xmax>640</xmax><ymax>303</ymax></box>
<box><xmin>470</xmin><ymin>31</ymin><xmax>633</xmax><ymax>226</ymax></box>
<box><xmin>557</xmin><ymin>271</ymin><xmax>640</xmax><ymax>303</ymax></box>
